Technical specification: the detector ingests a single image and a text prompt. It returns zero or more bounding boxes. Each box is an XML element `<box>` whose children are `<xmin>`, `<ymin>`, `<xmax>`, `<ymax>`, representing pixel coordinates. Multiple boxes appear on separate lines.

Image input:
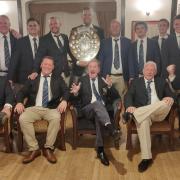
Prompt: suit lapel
<box><xmin>34</xmin><ymin>75</ymin><xmax>41</xmax><ymax>94</ymax></box>
<box><xmin>26</xmin><ymin>36</ymin><xmax>34</xmax><ymax>59</ymax></box>
<box><xmin>140</xmin><ymin>78</ymin><xmax>148</xmax><ymax>99</ymax></box>
<box><xmin>154</xmin><ymin>78</ymin><xmax>160</xmax><ymax>97</ymax></box>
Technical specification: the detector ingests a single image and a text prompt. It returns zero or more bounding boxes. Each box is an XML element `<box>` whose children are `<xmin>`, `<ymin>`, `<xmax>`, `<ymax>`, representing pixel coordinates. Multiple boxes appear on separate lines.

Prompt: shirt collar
<box><xmin>144</xmin><ymin>77</ymin><xmax>154</xmax><ymax>83</ymax></box>
<box><xmin>112</xmin><ymin>36</ymin><xmax>121</xmax><ymax>41</ymax></box>
<box><xmin>51</xmin><ymin>32</ymin><xmax>61</xmax><ymax>37</ymax></box>
<box><xmin>83</xmin><ymin>23</ymin><xmax>93</xmax><ymax>28</ymax></box>
<box><xmin>137</xmin><ymin>36</ymin><xmax>147</xmax><ymax>42</ymax></box>
<box><xmin>29</xmin><ymin>34</ymin><xmax>39</xmax><ymax>40</ymax></box>
<box><xmin>159</xmin><ymin>34</ymin><xmax>168</xmax><ymax>39</ymax></box>
<box><xmin>0</xmin><ymin>32</ymin><xmax>10</xmax><ymax>38</ymax></box>
<box><xmin>41</xmin><ymin>73</ymin><xmax>52</xmax><ymax>77</ymax></box>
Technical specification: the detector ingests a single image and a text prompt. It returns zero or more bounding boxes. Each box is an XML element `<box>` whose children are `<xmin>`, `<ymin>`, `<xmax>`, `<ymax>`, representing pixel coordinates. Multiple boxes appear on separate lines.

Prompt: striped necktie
<box><xmin>146</xmin><ymin>80</ymin><xmax>152</xmax><ymax>105</ymax></box>
<box><xmin>138</xmin><ymin>39</ymin><xmax>144</xmax><ymax>74</ymax></box>
<box><xmin>42</xmin><ymin>76</ymin><xmax>49</xmax><ymax>107</ymax></box>
<box><xmin>3</xmin><ymin>35</ymin><xmax>10</xmax><ymax>68</ymax></box>
<box><xmin>113</xmin><ymin>39</ymin><xmax>120</xmax><ymax>69</ymax></box>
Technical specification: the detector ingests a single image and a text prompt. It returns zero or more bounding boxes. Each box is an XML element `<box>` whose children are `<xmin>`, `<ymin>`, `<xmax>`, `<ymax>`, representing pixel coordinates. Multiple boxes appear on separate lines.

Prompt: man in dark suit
<box><xmin>99</xmin><ymin>19</ymin><xmax>131</xmax><ymax>97</ymax></box>
<box><xmin>8</xmin><ymin>18</ymin><xmax>40</xmax><ymax>85</ymax></box>
<box><xmin>129</xmin><ymin>21</ymin><xmax>161</xmax><ymax>80</ymax></box>
<box><xmin>124</xmin><ymin>61</ymin><xmax>174</xmax><ymax>172</ymax></box>
<box><xmin>161</xmin><ymin>15</ymin><xmax>180</xmax><ymax>78</ymax></box>
<box><xmin>29</xmin><ymin>16</ymin><xmax>71</xmax><ymax>84</ymax></box>
<box><xmin>15</xmin><ymin>56</ymin><xmax>69</xmax><ymax>164</ymax></box>
<box><xmin>70</xmin><ymin>7</ymin><xmax>105</xmax><ymax>79</ymax></box>
<box><xmin>152</xmin><ymin>19</ymin><xmax>169</xmax><ymax>50</ymax></box>
<box><xmin>70</xmin><ymin>59</ymin><xmax>120</xmax><ymax>166</ymax></box>
<box><xmin>0</xmin><ymin>15</ymin><xmax>17</xmax><ymax>77</ymax></box>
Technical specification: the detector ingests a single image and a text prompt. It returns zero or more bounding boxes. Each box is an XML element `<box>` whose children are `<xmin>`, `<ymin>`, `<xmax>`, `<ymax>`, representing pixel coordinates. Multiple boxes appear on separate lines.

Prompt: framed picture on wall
<box><xmin>131</xmin><ymin>21</ymin><xmax>159</xmax><ymax>41</ymax></box>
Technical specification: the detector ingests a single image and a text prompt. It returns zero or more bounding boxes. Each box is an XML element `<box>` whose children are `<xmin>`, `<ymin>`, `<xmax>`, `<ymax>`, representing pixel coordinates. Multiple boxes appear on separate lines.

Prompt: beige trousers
<box><xmin>19</xmin><ymin>106</ymin><xmax>61</xmax><ymax>151</ymax></box>
<box><xmin>133</xmin><ymin>101</ymin><xmax>171</xmax><ymax>159</ymax></box>
<box><xmin>111</xmin><ymin>75</ymin><xmax>127</xmax><ymax>99</ymax></box>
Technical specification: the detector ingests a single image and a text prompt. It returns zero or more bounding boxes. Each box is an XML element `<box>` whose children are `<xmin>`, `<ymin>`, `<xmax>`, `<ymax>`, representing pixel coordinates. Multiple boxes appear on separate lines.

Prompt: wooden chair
<box><xmin>126</xmin><ymin>104</ymin><xmax>177</xmax><ymax>150</ymax></box>
<box><xmin>70</xmin><ymin>100</ymin><xmax>122</xmax><ymax>149</ymax></box>
<box><xmin>0</xmin><ymin>112</ymin><xmax>13</xmax><ymax>152</ymax></box>
<box><xmin>15</xmin><ymin>112</ymin><xmax>66</xmax><ymax>152</ymax></box>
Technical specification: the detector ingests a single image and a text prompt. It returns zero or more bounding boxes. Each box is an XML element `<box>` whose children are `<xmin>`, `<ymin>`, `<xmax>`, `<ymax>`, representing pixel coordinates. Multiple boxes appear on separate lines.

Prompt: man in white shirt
<box><xmin>124</xmin><ymin>61</ymin><xmax>174</xmax><ymax>172</ymax></box>
<box><xmin>15</xmin><ymin>56</ymin><xmax>69</xmax><ymax>164</ymax></box>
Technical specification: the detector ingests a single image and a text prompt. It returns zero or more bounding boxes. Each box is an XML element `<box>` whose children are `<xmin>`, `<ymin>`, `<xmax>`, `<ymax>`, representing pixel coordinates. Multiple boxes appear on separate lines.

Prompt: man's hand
<box><xmin>1</xmin><ymin>107</ymin><xmax>11</xmax><ymax>118</ymax></box>
<box><xmin>126</xmin><ymin>106</ymin><xmax>136</xmax><ymax>113</ymax></box>
<box><xmin>14</xmin><ymin>103</ymin><xmax>25</xmax><ymax>114</ymax></box>
<box><xmin>102</xmin><ymin>75</ymin><xmax>112</xmax><ymax>87</ymax></box>
<box><xmin>70</xmin><ymin>82</ymin><xmax>81</xmax><ymax>95</ymax></box>
<box><xmin>162</xmin><ymin>97</ymin><xmax>174</xmax><ymax>106</ymax></box>
<box><xmin>28</xmin><ymin>72</ymin><xmax>38</xmax><ymax>80</ymax></box>
<box><xmin>57</xmin><ymin>100</ymin><xmax>67</xmax><ymax>113</ymax></box>
<box><xmin>11</xmin><ymin>29</ymin><xmax>22</xmax><ymax>39</ymax></box>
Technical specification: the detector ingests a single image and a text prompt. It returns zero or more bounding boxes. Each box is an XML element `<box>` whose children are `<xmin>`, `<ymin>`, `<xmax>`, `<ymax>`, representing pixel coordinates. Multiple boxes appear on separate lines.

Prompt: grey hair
<box><xmin>143</xmin><ymin>61</ymin><xmax>157</xmax><ymax>71</ymax></box>
<box><xmin>48</xmin><ymin>16</ymin><xmax>60</xmax><ymax>25</ymax></box>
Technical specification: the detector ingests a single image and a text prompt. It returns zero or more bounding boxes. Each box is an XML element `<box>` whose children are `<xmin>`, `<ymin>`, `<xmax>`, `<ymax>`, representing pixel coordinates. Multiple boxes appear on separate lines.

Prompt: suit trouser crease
<box><xmin>19</xmin><ymin>107</ymin><xmax>61</xmax><ymax>151</ymax></box>
<box><xmin>133</xmin><ymin>101</ymin><xmax>171</xmax><ymax>159</ymax></box>
<box><xmin>82</xmin><ymin>101</ymin><xmax>111</xmax><ymax>147</ymax></box>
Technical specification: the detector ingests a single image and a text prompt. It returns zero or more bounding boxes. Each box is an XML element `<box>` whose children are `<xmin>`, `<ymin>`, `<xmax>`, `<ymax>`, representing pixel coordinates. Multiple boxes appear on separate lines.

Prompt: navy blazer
<box><xmin>16</xmin><ymin>74</ymin><xmax>69</xmax><ymax>109</ymax></box>
<box><xmin>161</xmin><ymin>34</ymin><xmax>180</xmax><ymax>77</ymax></box>
<box><xmin>8</xmin><ymin>35</ymin><xmax>38</xmax><ymax>84</ymax></box>
<box><xmin>129</xmin><ymin>38</ymin><xmax>161</xmax><ymax>78</ymax></box>
<box><xmin>98</xmin><ymin>37</ymin><xmax>131</xmax><ymax>82</ymax></box>
<box><xmin>33</xmin><ymin>32</ymin><xmax>70</xmax><ymax>77</ymax></box>
<box><xmin>124</xmin><ymin>77</ymin><xmax>175</xmax><ymax>108</ymax></box>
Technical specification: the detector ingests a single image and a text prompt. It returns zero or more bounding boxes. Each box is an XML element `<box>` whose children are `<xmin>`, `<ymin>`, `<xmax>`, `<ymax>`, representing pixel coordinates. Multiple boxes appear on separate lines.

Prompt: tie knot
<box><xmin>54</xmin><ymin>35</ymin><xmax>60</xmax><ymax>38</ymax></box>
<box><xmin>147</xmin><ymin>80</ymin><xmax>152</xmax><ymax>85</ymax></box>
<box><xmin>33</xmin><ymin>37</ymin><xmax>37</xmax><ymax>41</ymax></box>
<box><xmin>140</xmin><ymin>39</ymin><xmax>143</xmax><ymax>44</ymax></box>
<box><xmin>3</xmin><ymin>35</ymin><xmax>7</xmax><ymax>39</ymax></box>
<box><xmin>92</xmin><ymin>78</ymin><xmax>96</xmax><ymax>82</ymax></box>
<box><xmin>114</xmin><ymin>38</ymin><xmax>119</xmax><ymax>42</ymax></box>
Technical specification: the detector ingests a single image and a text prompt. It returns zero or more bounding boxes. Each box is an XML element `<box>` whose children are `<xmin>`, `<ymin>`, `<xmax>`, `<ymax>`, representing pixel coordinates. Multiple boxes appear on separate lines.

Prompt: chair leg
<box><xmin>4</xmin><ymin>120</ymin><xmax>12</xmax><ymax>153</ymax></box>
<box><xmin>58</xmin><ymin>129</ymin><xmax>66</xmax><ymax>151</ymax></box>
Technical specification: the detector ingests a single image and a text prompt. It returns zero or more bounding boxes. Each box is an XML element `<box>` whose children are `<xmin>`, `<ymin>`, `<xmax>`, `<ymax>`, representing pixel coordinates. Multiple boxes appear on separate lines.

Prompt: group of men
<box><xmin>0</xmin><ymin>7</ymin><xmax>179</xmax><ymax>173</ymax></box>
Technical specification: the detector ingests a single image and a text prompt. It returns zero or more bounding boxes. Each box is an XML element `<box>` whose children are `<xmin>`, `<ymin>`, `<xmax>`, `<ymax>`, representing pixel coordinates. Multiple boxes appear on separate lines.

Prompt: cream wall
<box><xmin>0</xmin><ymin>0</ymin><xmax>19</xmax><ymax>32</ymax></box>
<box><xmin>125</xmin><ymin>0</ymin><xmax>172</xmax><ymax>39</ymax></box>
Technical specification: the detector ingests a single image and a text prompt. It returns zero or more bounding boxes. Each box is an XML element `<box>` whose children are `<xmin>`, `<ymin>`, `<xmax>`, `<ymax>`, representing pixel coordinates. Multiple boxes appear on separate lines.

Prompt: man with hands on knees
<box><xmin>14</xmin><ymin>56</ymin><xmax>69</xmax><ymax>164</ymax></box>
<box><xmin>70</xmin><ymin>59</ymin><xmax>120</xmax><ymax>166</ymax></box>
<box><xmin>123</xmin><ymin>61</ymin><xmax>174</xmax><ymax>172</ymax></box>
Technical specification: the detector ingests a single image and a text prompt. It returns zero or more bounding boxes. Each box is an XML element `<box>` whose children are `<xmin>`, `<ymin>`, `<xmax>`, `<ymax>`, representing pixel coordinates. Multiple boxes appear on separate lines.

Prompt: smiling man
<box><xmin>124</xmin><ymin>61</ymin><xmax>174</xmax><ymax>172</ymax></box>
<box><xmin>15</xmin><ymin>56</ymin><xmax>69</xmax><ymax>164</ymax></box>
<box><xmin>70</xmin><ymin>59</ymin><xmax>120</xmax><ymax>166</ymax></box>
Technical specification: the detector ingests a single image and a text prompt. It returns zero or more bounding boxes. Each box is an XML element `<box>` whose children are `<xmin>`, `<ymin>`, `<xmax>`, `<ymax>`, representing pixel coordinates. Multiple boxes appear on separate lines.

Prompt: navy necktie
<box><xmin>113</xmin><ymin>39</ymin><xmax>120</xmax><ymax>69</ymax></box>
<box><xmin>146</xmin><ymin>80</ymin><xmax>152</xmax><ymax>105</ymax></box>
<box><xmin>3</xmin><ymin>35</ymin><xmax>10</xmax><ymax>68</ymax></box>
<box><xmin>92</xmin><ymin>79</ymin><xmax>103</xmax><ymax>102</ymax></box>
<box><xmin>42</xmin><ymin>76</ymin><xmax>49</xmax><ymax>107</ymax></box>
<box><xmin>33</xmin><ymin>37</ymin><xmax>38</xmax><ymax>56</ymax></box>
<box><xmin>138</xmin><ymin>39</ymin><xmax>144</xmax><ymax>74</ymax></box>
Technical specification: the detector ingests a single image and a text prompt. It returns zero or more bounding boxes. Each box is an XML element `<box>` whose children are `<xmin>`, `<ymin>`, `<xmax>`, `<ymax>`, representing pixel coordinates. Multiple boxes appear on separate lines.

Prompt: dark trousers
<box><xmin>81</xmin><ymin>101</ymin><xmax>111</xmax><ymax>147</ymax></box>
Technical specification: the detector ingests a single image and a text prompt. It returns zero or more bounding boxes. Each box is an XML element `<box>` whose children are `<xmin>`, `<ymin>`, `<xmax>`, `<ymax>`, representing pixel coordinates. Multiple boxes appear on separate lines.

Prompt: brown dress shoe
<box><xmin>22</xmin><ymin>150</ymin><xmax>41</xmax><ymax>164</ymax></box>
<box><xmin>43</xmin><ymin>148</ymin><xmax>57</xmax><ymax>164</ymax></box>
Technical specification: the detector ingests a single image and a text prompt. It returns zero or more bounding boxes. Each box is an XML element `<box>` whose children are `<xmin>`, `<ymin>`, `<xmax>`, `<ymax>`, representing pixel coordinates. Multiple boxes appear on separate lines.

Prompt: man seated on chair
<box><xmin>123</xmin><ymin>61</ymin><xmax>174</xmax><ymax>172</ymax></box>
<box><xmin>14</xmin><ymin>56</ymin><xmax>69</xmax><ymax>164</ymax></box>
<box><xmin>70</xmin><ymin>59</ymin><xmax>121</xmax><ymax>166</ymax></box>
<box><xmin>0</xmin><ymin>77</ymin><xmax>14</xmax><ymax>127</ymax></box>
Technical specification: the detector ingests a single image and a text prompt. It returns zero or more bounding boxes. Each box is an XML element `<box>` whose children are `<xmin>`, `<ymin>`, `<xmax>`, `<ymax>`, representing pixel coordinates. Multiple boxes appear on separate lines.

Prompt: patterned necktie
<box><xmin>42</xmin><ymin>76</ymin><xmax>49</xmax><ymax>107</ymax></box>
<box><xmin>138</xmin><ymin>39</ymin><xmax>144</xmax><ymax>74</ymax></box>
<box><xmin>160</xmin><ymin>37</ymin><xmax>165</xmax><ymax>50</ymax></box>
<box><xmin>33</xmin><ymin>37</ymin><xmax>38</xmax><ymax>56</ymax></box>
<box><xmin>113</xmin><ymin>39</ymin><xmax>120</xmax><ymax>69</ymax></box>
<box><xmin>92</xmin><ymin>79</ymin><xmax>103</xmax><ymax>102</ymax></box>
<box><xmin>54</xmin><ymin>35</ymin><xmax>63</xmax><ymax>49</ymax></box>
<box><xmin>146</xmin><ymin>80</ymin><xmax>152</xmax><ymax>105</ymax></box>
<box><xmin>3</xmin><ymin>35</ymin><xmax>10</xmax><ymax>68</ymax></box>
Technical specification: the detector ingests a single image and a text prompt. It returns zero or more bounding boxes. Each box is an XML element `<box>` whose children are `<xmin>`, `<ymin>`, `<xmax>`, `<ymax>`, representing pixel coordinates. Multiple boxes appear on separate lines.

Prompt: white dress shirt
<box><xmin>51</xmin><ymin>32</ymin><xmax>64</xmax><ymax>48</ymax></box>
<box><xmin>111</xmin><ymin>36</ymin><xmax>123</xmax><ymax>74</ymax></box>
<box><xmin>28</xmin><ymin>35</ymin><xmax>39</xmax><ymax>59</ymax></box>
<box><xmin>0</xmin><ymin>32</ymin><xmax>11</xmax><ymax>71</ymax></box>
<box><xmin>137</xmin><ymin>37</ymin><xmax>147</xmax><ymax>65</ymax></box>
<box><xmin>35</xmin><ymin>74</ymin><xmax>52</xmax><ymax>107</ymax></box>
<box><xmin>144</xmin><ymin>78</ymin><xmax>160</xmax><ymax>104</ymax></box>
<box><xmin>158</xmin><ymin>34</ymin><xmax>168</xmax><ymax>49</ymax></box>
<box><xmin>90</xmin><ymin>77</ymin><xmax>101</xmax><ymax>103</ymax></box>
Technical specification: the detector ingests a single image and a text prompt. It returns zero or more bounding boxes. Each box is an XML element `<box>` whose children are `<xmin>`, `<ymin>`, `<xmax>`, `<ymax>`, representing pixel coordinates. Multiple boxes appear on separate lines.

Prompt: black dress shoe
<box><xmin>122</xmin><ymin>112</ymin><xmax>133</xmax><ymax>123</ymax></box>
<box><xmin>97</xmin><ymin>151</ymin><xmax>109</xmax><ymax>166</ymax></box>
<box><xmin>138</xmin><ymin>159</ymin><xmax>153</xmax><ymax>172</ymax></box>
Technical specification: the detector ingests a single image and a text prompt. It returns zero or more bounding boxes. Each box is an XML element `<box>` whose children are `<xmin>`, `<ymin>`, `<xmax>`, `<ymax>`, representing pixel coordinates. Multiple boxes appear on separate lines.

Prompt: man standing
<box><xmin>8</xmin><ymin>18</ymin><xmax>40</xmax><ymax>84</ymax></box>
<box><xmin>29</xmin><ymin>17</ymin><xmax>71</xmax><ymax>83</ymax></box>
<box><xmin>70</xmin><ymin>59</ymin><xmax>120</xmax><ymax>166</ymax></box>
<box><xmin>124</xmin><ymin>61</ymin><xmax>174</xmax><ymax>172</ymax></box>
<box><xmin>129</xmin><ymin>21</ymin><xmax>161</xmax><ymax>80</ymax></box>
<box><xmin>70</xmin><ymin>7</ymin><xmax>105</xmax><ymax>78</ymax></box>
<box><xmin>0</xmin><ymin>15</ymin><xmax>17</xmax><ymax>77</ymax></box>
<box><xmin>99</xmin><ymin>19</ymin><xmax>131</xmax><ymax>97</ymax></box>
<box><xmin>15</xmin><ymin>56</ymin><xmax>69</xmax><ymax>164</ymax></box>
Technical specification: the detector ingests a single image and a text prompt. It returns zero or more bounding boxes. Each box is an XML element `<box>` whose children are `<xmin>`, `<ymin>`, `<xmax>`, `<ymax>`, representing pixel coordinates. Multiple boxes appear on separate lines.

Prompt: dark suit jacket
<box><xmin>129</xmin><ymin>38</ymin><xmax>161</xmax><ymax>78</ymax></box>
<box><xmin>124</xmin><ymin>77</ymin><xmax>174</xmax><ymax>108</ymax></box>
<box><xmin>8</xmin><ymin>35</ymin><xmax>38</xmax><ymax>84</ymax></box>
<box><xmin>33</xmin><ymin>32</ymin><xmax>70</xmax><ymax>77</ymax></box>
<box><xmin>70</xmin><ymin>24</ymin><xmax>105</xmax><ymax>76</ymax></box>
<box><xmin>0</xmin><ymin>77</ymin><xmax>14</xmax><ymax>109</ymax></box>
<box><xmin>98</xmin><ymin>37</ymin><xmax>131</xmax><ymax>81</ymax></box>
<box><xmin>161</xmin><ymin>34</ymin><xmax>180</xmax><ymax>77</ymax></box>
<box><xmin>16</xmin><ymin>74</ymin><xmax>69</xmax><ymax>109</ymax></box>
<box><xmin>73</xmin><ymin>75</ymin><xmax>120</xmax><ymax>108</ymax></box>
